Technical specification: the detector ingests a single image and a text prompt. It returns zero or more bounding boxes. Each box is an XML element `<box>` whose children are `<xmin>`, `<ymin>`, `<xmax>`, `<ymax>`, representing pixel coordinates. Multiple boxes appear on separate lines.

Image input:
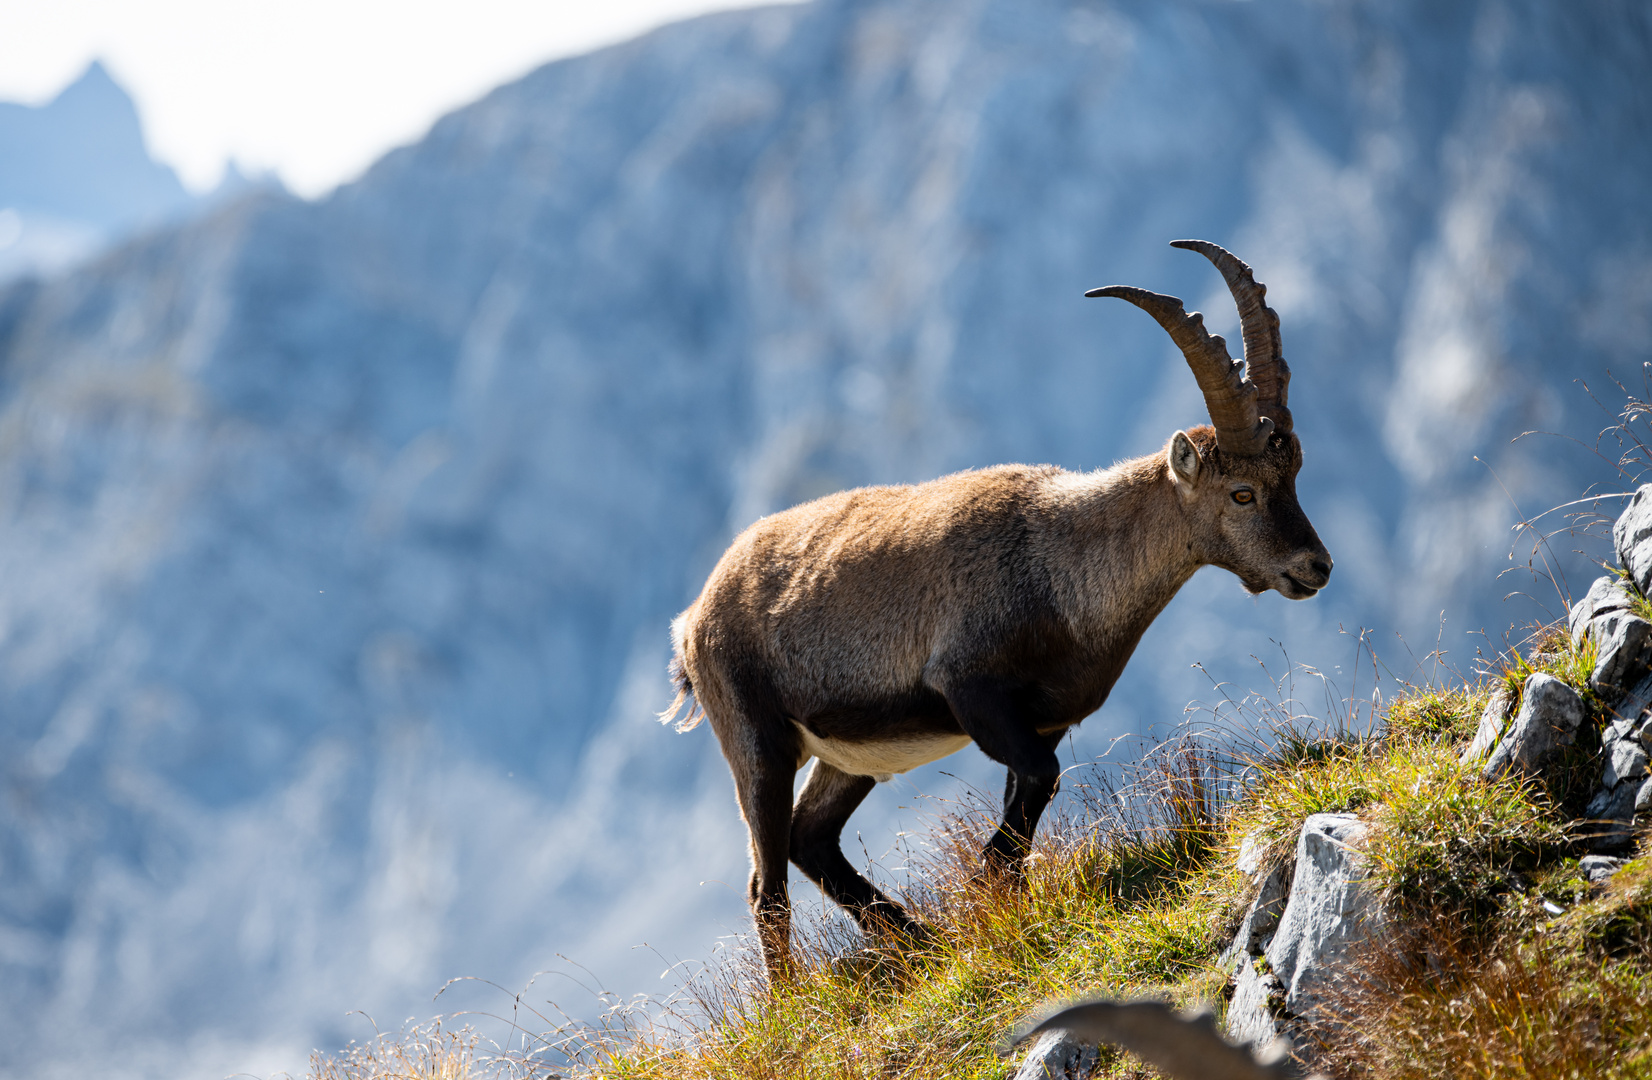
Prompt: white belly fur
<box><xmin>794</xmin><ymin>724</ymin><xmax>974</xmax><ymax>783</ymax></box>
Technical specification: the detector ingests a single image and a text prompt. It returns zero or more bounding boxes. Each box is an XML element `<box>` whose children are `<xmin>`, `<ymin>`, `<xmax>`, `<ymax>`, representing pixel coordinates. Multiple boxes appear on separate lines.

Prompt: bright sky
<box><xmin>0</xmin><ymin>0</ymin><xmax>787</xmax><ymax>197</ymax></box>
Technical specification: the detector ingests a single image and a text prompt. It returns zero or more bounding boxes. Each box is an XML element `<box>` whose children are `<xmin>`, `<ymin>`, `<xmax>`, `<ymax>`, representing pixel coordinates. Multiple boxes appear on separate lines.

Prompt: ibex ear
<box><xmin>1167</xmin><ymin>430</ymin><xmax>1201</xmax><ymax>488</ymax></box>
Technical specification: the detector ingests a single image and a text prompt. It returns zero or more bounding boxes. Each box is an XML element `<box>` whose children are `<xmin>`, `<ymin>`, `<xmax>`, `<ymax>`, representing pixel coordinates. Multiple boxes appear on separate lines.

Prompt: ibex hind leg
<box><xmin>790</xmin><ymin>760</ymin><xmax>930</xmax><ymax>946</ymax></box>
<box><xmin>735</xmin><ymin>759</ymin><xmax>796</xmax><ymax>985</ymax></box>
<box><xmin>697</xmin><ymin>666</ymin><xmax>800</xmax><ymax>986</ymax></box>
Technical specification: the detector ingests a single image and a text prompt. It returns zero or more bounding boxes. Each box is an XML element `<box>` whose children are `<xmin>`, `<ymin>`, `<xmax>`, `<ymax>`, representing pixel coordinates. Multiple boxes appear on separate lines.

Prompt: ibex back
<box><xmin>662</xmin><ymin>241</ymin><xmax>1331</xmax><ymax>983</ymax></box>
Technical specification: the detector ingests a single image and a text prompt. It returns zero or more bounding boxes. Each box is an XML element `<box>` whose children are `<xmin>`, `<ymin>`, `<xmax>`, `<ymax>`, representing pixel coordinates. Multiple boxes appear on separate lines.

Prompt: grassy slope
<box><xmin>310</xmin><ymin>624</ymin><xmax>1652</xmax><ymax>1080</ymax></box>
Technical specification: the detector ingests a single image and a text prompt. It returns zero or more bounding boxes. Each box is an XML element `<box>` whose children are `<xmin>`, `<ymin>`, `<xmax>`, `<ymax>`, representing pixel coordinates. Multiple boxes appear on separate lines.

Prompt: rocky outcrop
<box><xmin>1461</xmin><ymin>685</ymin><xmax>1514</xmax><ymax>765</ymax></box>
<box><xmin>1580</xmin><ymin>855</ymin><xmax>1625</xmax><ymax>883</ymax></box>
<box><xmin>1590</xmin><ymin>611</ymin><xmax>1652</xmax><ymax>696</ymax></box>
<box><xmin>1586</xmin><ymin>709</ymin><xmax>1652</xmax><ymax>851</ymax></box>
<box><xmin>1572</xmin><ymin>485</ymin><xmax>1652</xmax><ymax>851</ymax></box>
<box><xmin>1479</xmin><ymin>674</ymin><xmax>1585</xmax><ymax>780</ymax></box>
<box><xmin>1210</xmin><ymin>491</ymin><xmax>1652</xmax><ymax>1066</ymax></box>
<box><xmin>1570</xmin><ymin>575</ymin><xmax>1638</xmax><ymax>649</ymax></box>
<box><xmin>1615</xmin><ymin>488</ymin><xmax>1652</xmax><ymax>597</ymax></box>
<box><xmin>1462</xmin><ymin>672</ymin><xmax>1584</xmax><ymax>782</ymax></box>
<box><xmin>1222</xmin><ymin>816</ymin><xmax>1384</xmax><ymax>1058</ymax></box>
<box><xmin>1221</xmin><ymin>835</ymin><xmax>1292</xmax><ymax>1049</ymax></box>
<box><xmin>1265</xmin><ymin>816</ymin><xmax>1383</xmax><ymax>1022</ymax></box>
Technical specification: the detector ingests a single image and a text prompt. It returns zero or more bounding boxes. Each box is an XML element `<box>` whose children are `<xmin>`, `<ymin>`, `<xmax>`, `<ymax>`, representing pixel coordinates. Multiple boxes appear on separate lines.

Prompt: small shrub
<box><xmin>1226</xmin><ymin>735</ymin><xmax>1398</xmax><ymax>871</ymax></box>
<box><xmin>1499</xmin><ymin>622</ymin><xmax>1598</xmax><ymax>712</ymax></box>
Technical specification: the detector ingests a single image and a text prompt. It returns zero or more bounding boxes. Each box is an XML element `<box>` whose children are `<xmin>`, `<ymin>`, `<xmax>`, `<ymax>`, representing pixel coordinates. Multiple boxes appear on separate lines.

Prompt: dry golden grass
<box><xmin>1307</xmin><ymin>863</ymin><xmax>1652</xmax><ymax>1080</ymax></box>
<box><xmin>309</xmin><ymin>1023</ymin><xmax>488</xmax><ymax>1080</ymax></box>
<box><xmin>316</xmin><ymin>625</ymin><xmax>1652</xmax><ymax>1080</ymax></box>
<box><xmin>570</xmin><ymin>762</ymin><xmax>1233</xmax><ymax>1080</ymax></box>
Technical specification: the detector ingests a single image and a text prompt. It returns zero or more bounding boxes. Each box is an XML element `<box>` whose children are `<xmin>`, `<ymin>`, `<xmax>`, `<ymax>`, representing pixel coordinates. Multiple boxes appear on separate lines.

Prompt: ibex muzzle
<box><xmin>663</xmin><ymin>241</ymin><xmax>1330</xmax><ymax>983</ymax></box>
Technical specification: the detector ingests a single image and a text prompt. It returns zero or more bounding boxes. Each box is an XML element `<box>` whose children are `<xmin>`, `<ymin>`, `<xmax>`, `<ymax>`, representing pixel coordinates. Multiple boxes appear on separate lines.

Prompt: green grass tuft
<box><xmin>1384</xmin><ymin>686</ymin><xmax>1487</xmax><ymax>745</ymax></box>
<box><xmin>1558</xmin><ymin>854</ymin><xmax>1652</xmax><ymax>957</ymax></box>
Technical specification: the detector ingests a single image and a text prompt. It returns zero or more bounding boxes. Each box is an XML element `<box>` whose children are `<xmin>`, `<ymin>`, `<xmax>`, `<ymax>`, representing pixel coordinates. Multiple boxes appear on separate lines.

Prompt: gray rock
<box><xmin>1265</xmin><ymin>814</ymin><xmax>1382</xmax><ymax>1021</ymax></box>
<box><xmin>1461</xmin><ymin>685</ymin><xmax>1513</xmax><ymax>765</ymax></box>
<box><xmin>1590</xmin><ymin>700</ymin><xmax>1652</xmax><ymax>849</ymax></box>
<box><xmin>1586</xmin><ymin>782</ymin><xmax>1640</xmax><ymax>850</ymax></box>
<box><xmin>1605</xmin><ymin>675</ymin><xmax>1652</xmax><ymax>737</ymax></box>
<box><xmin>1572</xmin><ymin>575</ymin><xmax>1637</xmax><ymax>648</ymax></box>
<box><xmin>1224</xmin><ymin>832</ymin><xmax>1291</xmax><ymax>960</ymax></box>
<box><xmin>1605</xmin><ymin>738</ymin><xmax>1650</xmax><ymax>788</ymax></box>
<box><xmin>1013</xmin><ymin>1029</ymin><xmax>1101</xmax><ymax>1080</ymax></box>
<box><xmin>1580</xmin><ymin>855</ymin><xmax>1624</xmax><ymax>884</ymax></box>
<box><xmin>1221</xmin><ymin>833</ymin><xmax>1293</xmax><ymax>1048</ymax></box>
<box><xmin>1226</xmin><ymin>960</ymin><xmax>1284</xmax><ymax>1051</ymax></box>
<box><xmin>1590</xmin><ymin>611</ymin><xmax>1652</xmax><ymax>696</ymax></box>
<box><xmin>1224</xmin><ymin>862</ymin><xmax>1292</xmax><ymax>965</ymax></box>
<box><xmin>1587</xmin><ymin>780</ymin><xmax>1638</xmax><ymax>820</ymax></box>
<box><xmin>1483</xmin><ymin>674</ymin><xmax>1585</xmax><ymax>780</ymax></box>
<box><xmin>1616</xmin><ymin>485</ymin><xmax>1652</xmax><ymax>596</ymax></box>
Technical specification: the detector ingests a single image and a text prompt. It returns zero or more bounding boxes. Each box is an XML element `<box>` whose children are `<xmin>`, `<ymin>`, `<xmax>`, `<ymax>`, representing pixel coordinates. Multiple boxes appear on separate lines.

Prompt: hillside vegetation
<box><xmin>308</xmin><ymin>615</ymin><xmax>1652</xmax><ymax>1080</ymax></box>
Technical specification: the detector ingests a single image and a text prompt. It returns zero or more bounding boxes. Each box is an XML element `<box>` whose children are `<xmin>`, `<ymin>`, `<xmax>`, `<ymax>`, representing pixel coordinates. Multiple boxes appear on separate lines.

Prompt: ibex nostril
<box><xmin>1311</xmin><ymin>558</ymin><xmax>1332</xmax><ymax>580</ymax></box>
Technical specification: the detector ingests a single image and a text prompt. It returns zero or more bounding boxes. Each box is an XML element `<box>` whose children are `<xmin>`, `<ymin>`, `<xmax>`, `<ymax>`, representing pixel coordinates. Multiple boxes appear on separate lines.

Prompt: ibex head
<box><xmin>1089</xmin><ymin>240</ymin><xmax>1332</xmax><ymax>599</ymax></box>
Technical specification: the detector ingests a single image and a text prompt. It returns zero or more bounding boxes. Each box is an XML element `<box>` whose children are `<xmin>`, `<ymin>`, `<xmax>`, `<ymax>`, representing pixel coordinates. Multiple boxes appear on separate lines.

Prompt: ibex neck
<box><xmin>1038</xmin><ymin>453</ymin><xmax>1201</xmax><ymax>649</ymax></box>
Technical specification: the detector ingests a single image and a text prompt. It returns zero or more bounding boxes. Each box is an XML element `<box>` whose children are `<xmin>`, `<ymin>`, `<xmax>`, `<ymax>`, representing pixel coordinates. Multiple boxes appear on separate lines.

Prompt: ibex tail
<box><xmin>659</xmin><ymin>610</ymin><xmax>703</xmax><ymax>731</ymax></box>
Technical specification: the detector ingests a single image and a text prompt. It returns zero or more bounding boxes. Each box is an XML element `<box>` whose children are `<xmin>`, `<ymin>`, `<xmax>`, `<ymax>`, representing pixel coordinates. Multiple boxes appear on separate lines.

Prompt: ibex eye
<box><xmin>1232</xmin><ymin>490</ymin><xmax>1255</xmax><ymax>505</ymax></box>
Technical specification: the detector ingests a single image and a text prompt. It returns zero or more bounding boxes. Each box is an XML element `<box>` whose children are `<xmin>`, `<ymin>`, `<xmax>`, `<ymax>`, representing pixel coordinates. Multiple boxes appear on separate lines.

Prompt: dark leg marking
<box><xmin>732</xmin><ymin>756</ymin><xmax>797</xmax><ymax>982</ymax></box>
<box><xmin>790</xmin><ymin>759</ymin><xmax>923</xmax><ymax>939</ymax></box>
<box><xmin>940</xmin><ymin>675</ymin><xmax>1065</xmax><ymax>873</ymax></box>
<box><xmin>702</xmin><ymin>659</ymin><xmax>803</xmax><ymax>985</ymax></box>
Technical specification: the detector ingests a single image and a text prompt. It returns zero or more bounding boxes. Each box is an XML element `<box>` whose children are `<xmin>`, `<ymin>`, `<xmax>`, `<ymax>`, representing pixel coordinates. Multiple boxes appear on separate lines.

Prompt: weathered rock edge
<box><xmin>1220</xmin><ymin>814</ymin><xmax>1384</xmax><ymax>1063</ymax></box>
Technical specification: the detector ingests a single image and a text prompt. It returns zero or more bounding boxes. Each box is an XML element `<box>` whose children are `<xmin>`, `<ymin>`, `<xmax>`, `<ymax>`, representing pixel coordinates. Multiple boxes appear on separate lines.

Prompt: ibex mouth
<box><xmin>1279</xmin><ymin>572</ymin><xmax>1321</xmax><ymax>599</ymax></box>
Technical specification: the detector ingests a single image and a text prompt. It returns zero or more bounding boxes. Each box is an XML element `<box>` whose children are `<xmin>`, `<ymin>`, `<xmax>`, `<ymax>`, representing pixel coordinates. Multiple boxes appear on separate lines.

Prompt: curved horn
<box><xmin>1170</xmin><ymin>239</ymin><xmax>1292</xmax><ymax>436</ymax></box>
<box><xmin>1085</xmin><ymin>284</ymin><xmax>1272</xmax><ymax>456</ymax></box>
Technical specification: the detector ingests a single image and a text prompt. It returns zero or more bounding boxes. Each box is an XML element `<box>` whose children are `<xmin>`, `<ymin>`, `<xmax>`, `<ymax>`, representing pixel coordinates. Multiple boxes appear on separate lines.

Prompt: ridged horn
<box><xmin>1170</xmin><ymin>239</ymin><xmax>1292</xmax><ymax>436</ymax></box>
<box><xmin>1084</xmin><ymin>283</ymin><xmax>1273</xmax><ymax>457</ymax></box>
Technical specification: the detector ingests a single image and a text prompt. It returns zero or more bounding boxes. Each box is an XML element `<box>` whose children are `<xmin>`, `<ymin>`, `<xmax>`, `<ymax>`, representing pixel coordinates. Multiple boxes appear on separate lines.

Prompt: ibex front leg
<box><xmin>940</xmin><ymin>675</ymin><xmax>1064</xmax><ymax>874</ymax></box>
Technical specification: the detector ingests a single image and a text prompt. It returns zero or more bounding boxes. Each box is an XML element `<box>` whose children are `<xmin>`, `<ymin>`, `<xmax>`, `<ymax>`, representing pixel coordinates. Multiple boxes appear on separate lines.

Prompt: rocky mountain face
<box><xmin>0</xmin><ymin>62</ymin><xmax>197</xmax><ymax>282</ymax></box>
<box><xmin>0</xmin><ymin>1</ymin><xmax>1648</xmax><ymax>1075</ymax></box>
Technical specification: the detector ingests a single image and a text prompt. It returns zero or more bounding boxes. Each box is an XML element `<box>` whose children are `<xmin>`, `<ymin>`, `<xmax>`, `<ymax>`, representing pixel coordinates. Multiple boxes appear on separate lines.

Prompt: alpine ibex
<box><xmin>662</xmin><ymin>240</ymin><xmax>1331</xmax><ymax>982</ymax></box>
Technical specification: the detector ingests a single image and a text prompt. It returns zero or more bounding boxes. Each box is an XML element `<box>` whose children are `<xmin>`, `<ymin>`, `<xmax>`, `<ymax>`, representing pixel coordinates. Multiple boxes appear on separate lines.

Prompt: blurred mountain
<box><xmin>0</xmin><ymin>1</ymin><xmax>1648</xmax><ymax>1075</ymax></box>
<box><xmin>0</xmin><ymin>61</ymin><xmax>197</xmax><ymax>282</ymax></box>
